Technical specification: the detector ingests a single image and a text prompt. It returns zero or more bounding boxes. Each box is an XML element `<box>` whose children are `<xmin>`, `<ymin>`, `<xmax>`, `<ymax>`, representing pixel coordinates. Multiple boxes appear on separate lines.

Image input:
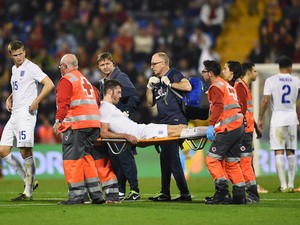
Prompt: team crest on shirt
<box><xmin>240</xmin><ymin>146</ymin><xmax>246</xmax><ymax>151</ymax></box>
<box><xmin>211</xmin><ymin>146</ymin><xmax>217</xmax><ymax>152</ymax></box>
<box><xmin>65</xmin><ymin>135</ymin><xmax>69</xmax><ymax>141</ymax></box>
<box><xmin>20</xmin><ymin>71</ymin><xmax>25</xmax><ymax>77</ymax></box>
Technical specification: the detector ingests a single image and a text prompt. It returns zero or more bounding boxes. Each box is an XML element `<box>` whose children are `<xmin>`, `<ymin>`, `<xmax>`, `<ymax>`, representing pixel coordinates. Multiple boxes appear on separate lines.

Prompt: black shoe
<box><xmin>205</xmin><ymin>193</ymin><xmax>231</xmax><ymax>202</ymax></box>
<box><xmin>58</xmin><ymin>200</ymin><xmax>84</xmax><ymax>205</ymax></box>
<box><xmin>83</xmin><ymin>192</ymin><xmax>90</xmax><ymax>204</ymax></box>
<box><xmin>205</xmin><ymin>192</ymin><xmax>231</xmax><ymax>205</ymax></box>
<box><xmin>124</xmin><ymin>190</ymin><xmax>140</xmax><ymax>201</ymax></box>
<box><xmin>11</xmin><ymin>193</ymin><xmax>32</xmax><ymax>201</ymax></box>
<box><xmin>231</xmin><ymin>196</ymin><xmax>246</xmax><ymax>204</ymax></box>
<box><xmin>246</xmin><ymin>197</ymin><xmax>259</xmax><ymax>204</ymax></box>
<box><xmin>148</xmin><ymin>193</ymin><xmax>171</xmax><ymax>202</ymax></box>
<box><xmin>119</xmin><ymin>192</ymin><xmax>125</xmax><ymax>201</ymax></box>
<box><xmin>172</xmin><ymin>194</ymin><xmax>192</xmax><ymax>202</ymax></box>
<box><xmin>92</xmin><ymin>197</ymin><xmax>106</xmax><ymax>204</ymax></box>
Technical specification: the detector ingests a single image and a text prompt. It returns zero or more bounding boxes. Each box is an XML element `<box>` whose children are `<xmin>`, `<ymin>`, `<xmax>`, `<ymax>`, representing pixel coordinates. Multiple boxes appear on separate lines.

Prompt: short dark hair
<box><xmin>96</xmin><ymin>52</ymin><xmax>114</xmax><ymax>65</ymax></box>
<box><xmin>203</xmin><ymin>60</ymin><xmax>221</xmax><ymax>76</ymax></box>
<box><xmin>8</xmin><ymin>40</ymin><xmax>24</xmax><ymax>54</ymax></box>
<box><xmin>242</xmin><ymin>62</ymin><xmax>255</xmax><ymax>76</ymax></box>
<box><xmin>279</xmin><ymin>55</ymin><xmax>293</xmax><ymax>69</ymax></box>
<box><xmin>103</xmin><ymin>79</ymin><xmax>122</xmax><ymax>95</ymax></box>
<box><xmin>227</xmin><ymin>60</ymin><xmax>243</xmax><ymax>80</ymax></box>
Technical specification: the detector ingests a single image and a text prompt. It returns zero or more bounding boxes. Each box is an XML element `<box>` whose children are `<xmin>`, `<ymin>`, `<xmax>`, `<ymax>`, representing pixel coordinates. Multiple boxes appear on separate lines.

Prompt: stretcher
<box><xmin>96</xmin><ymin>133</ymin><xmax>208</xmax><ymax>155</ymax></box>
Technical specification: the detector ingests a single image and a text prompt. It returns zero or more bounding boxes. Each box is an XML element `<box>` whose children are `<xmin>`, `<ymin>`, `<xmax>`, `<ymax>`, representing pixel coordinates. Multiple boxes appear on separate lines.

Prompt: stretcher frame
<box><xmin>96</xmin><ymin>135</ymin><xmax>207</xmax><ymax>155</ymax></box>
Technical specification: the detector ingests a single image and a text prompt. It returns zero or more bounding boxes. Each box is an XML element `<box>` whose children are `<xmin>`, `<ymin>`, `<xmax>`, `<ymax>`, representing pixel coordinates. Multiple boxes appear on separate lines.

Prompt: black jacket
<box><xmin>98</xmin><ymin>66</ymin><xmax>140</xmax><ymax>118</ymax></box>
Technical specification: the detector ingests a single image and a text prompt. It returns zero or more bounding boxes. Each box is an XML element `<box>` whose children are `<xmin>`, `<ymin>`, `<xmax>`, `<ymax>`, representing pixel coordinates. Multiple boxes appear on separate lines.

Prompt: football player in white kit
<box><xmin>0</xmin><ymin>40</ymin><xmax>54</xmax><ymax>200</ymax></box>
<box><xmin>258</xmin><ymin>56</ymin><xmax>300</xmax><ymax>193</ymax></box>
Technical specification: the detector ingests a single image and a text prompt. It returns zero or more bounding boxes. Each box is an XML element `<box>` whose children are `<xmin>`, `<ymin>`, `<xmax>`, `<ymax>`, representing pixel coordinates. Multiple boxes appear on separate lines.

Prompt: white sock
<box><xmin>287</xmin><ymin>154</ymin><xmax>296</xmax><ymax>189</ymax></box>
<box><xmin>24</xmin><ymin>156</ymin><xmax>36</xmax><ymax>197</ymax></box>
<box><xmin>275</xmin><ymin>154</ymin><xmax>287</xmax><ymax>189</ymax></box>
<box><xmin>3</xmin><ymin>153</ymin><xmax>26</xmax><ymax>181</ymax></box>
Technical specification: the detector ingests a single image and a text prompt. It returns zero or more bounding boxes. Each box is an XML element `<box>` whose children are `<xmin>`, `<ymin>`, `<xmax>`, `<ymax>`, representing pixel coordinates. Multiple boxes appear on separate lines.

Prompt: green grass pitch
<box><xmin>0</xmin><ymin>176</ymin><xmax>300</xmax><ymax>225</ymax></box>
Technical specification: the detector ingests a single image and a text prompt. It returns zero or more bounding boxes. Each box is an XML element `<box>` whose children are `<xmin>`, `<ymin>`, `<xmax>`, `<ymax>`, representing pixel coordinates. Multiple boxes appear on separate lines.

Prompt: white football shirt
<box><xmin>263</xmin><ymin>73</ymin><xmax>300</xmax><ymax>127</ymax></box>
<box><xmin>11</xmin><ymin>59</ymin><xmax>47</xmax><ymax>112</ymax></box>
<box><xmin>100</xmin><ymin>101</ymin><xmax>139</xmax><ymax>136</ymax></box>
<box><xmin>99</xmin><ymin>101</ymin><xmax>168</xmax><ymax>139</ymax></box>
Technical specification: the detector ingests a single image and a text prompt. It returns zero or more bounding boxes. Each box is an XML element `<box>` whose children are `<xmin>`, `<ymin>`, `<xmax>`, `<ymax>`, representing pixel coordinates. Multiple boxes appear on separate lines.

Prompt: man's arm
<box><xmin>235</xmin><ymin>82</ymin><xmax>247</xmax><ymax>115</ymax></box>
<box><xmin>53</xmin><ymin>78</ymin><xmax>72</xmax><ymax>136</ymax></box>
<box><xmin>258</xmin><ymin>95</ymin><xmax>271</xmax><ymax>130</ymax></box>
<box><xmin>146</xmin><ymin>88</ymin><xmax>155</xmax><ymax>107</ymax></box>
<box><xmin>29</xmin><ymin>76</ymin><xmax>54</xmax><ymax>113</ymax></box>
<box><xmin>208</xmin><ymin>87</ymin><xmax>224</xmax><ymax>126</ymax></box>
<box><xmin>170</xmin><ymin>78</ymin><xmax>192</xmax><ymax>92</ymax></box>
<box><xmin>254</xmin><ymin>121</ymin><xmax>262</xmax><ymax>139</ymax></box>
<box><xmin>5</xmin><ymin>93</ymin><xmax>12</xmax><ymax>112</ymax></box>
<box><xmin>100</xmin><ymin>122</ymin><xmax>138</xmax><ymax>145</ymax></box>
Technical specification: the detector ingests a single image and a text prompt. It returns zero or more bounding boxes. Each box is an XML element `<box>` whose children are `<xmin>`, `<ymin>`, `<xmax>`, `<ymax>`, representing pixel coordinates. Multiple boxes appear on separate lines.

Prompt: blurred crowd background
<box><xmin>0</xmin><ymin>0</ymin><xmax>299</xmax><ymax>144</ymax></box>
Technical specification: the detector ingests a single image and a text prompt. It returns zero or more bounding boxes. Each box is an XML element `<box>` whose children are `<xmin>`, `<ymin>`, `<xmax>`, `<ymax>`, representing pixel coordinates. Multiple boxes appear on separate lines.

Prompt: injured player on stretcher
<box><xmin>99</xmin><ymin>79</ymin><xmax>207</xmax><ymax>145</ymax></box>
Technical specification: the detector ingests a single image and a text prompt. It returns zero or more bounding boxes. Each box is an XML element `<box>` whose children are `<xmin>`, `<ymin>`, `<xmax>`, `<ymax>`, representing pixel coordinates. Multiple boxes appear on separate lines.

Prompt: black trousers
<box><xmin>109</xmin><ymin>144</ymin><xmax>139</xmax><ymax>194</ymax></box>
<box><xmin>159</xmin><ymin>142</ymin><xmax>189</xmax><ymax>196</ymax></box>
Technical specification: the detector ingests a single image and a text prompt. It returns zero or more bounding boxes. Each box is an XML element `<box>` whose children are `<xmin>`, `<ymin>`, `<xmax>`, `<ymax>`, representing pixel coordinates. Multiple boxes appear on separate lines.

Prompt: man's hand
<box><xmin>29</xmin><ymin>99</ymin><xmax>39</xmax><ymax>115</ymax></box>
<box><xmin>52</xmin><ymin>121</ymin><xmax>61</xmax><ymax>136</ymax></box>
<box><xmin>257</xmin><ymin>119</ymin><xmax>263</xmax><ymax>130</ymax></box>
<box><xmin>255</xmin><ymin>127</ymin><xmax>262</xmax><ymax>139</ymax></box>
<box><xmin>161</xmin><ymin>76</ymin><xmax>171</xmax><ymax>87</ymax></box>
<box><xmin>123</xmin><ymin>111</ymin><xmax>129</xmax><ymax>118</ymax></box>
<box><xmin>206</xmin><ymin>125</ymin><xmax>215</xmax><ymax>141</ymax></box>
<box><xmin>125</xmin><ymin>134</ymin><xmax>138</xmax><ymax>145</ymax></box>
<box><xmin>254</xmin><ymin>121</ymin><xmax>262</xmax><ymax>139</ymax></box>
<box><xmin>147</xmin><ymin>76</ymin><xmax>160</xmax><ymax>90</ymax></box>
<box><xmin>5</xmin><ymin>97</ymin><xmax>12</xmax><ymax>112</ymax></box>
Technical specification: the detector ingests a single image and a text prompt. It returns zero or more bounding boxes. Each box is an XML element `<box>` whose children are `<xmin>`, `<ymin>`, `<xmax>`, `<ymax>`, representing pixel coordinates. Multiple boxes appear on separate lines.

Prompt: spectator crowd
<box><xmin>247</xmin><ymin>0</ymin><xmax>300</xmax><ymax>64</ymax></box>
<box><xmin>0</xmin><ymin>0</ymin><xmax>299</xmax><ymax>144</ymax></box>
<box><xmin>0</xmin><ymin>0</ymin><xmax>232</xmax><ymax>143</ymax></box>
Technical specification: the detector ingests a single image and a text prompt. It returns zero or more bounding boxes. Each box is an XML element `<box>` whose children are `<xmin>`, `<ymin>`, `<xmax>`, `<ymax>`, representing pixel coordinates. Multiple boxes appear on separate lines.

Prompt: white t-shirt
<box><xmin>263</xmin><ymin>73</ymin><xmax>300</xmax><ymax>127</ymax></box>
<box><xmin>99</xmin><ymin>101</ymin><xmax>168</xmax><ymax>139</ymax></box>
<box><xmin>11</xmin><ymin>59</ymin><xmax>47</xmax><ymax>112</ymax></box>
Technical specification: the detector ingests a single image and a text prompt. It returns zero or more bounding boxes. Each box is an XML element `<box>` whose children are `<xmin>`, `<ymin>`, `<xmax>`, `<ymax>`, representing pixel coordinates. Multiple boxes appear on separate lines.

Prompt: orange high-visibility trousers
<box><xmin>240</xmin><ymin>156</ymin><xmax>256</xmax><ymax>183</ymax></box>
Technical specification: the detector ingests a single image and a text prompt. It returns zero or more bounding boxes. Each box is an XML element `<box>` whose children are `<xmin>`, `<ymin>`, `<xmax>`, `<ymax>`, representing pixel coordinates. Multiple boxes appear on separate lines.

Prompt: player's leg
<box><xmin>286</xmin><ymin>150</ymin><xmax>296</xmax><ymax>192</ymax></box>
<box><xmin>0</xmin><ymin>118</ymin><xmax>27</xmax><ymax>182</ymax></box>
<box><xmin>16</xmin><ymin>111</ymin><xmax>37</xmax><ymax>199</ymax></box>
<box><xmin>20</xmin><ymin>147</ymin><xmax>35</xmax><ymax>198</ymax></box>
<box><xmin>275</xmin><ymin>150</ymin><xmax>287</xmax><ymax>191</ymax></box>
<box><xmin>167</xmin><ymin>124</ymin><xmax>187</xmax><ymax>137</ymax></box>
<box><xmin>271</xmin><ymin>126</ymin><xmax>287</xmax><ymax>191</ymax></box>
<box><xmin>286</xmin><ymin>125</ymin><xmax>297</xmax><ymax>192</ymax></box>
<box><xmin>1</xmin><ymin>146</ymin><xmax>26</xmax><ymax>180</ymax></box>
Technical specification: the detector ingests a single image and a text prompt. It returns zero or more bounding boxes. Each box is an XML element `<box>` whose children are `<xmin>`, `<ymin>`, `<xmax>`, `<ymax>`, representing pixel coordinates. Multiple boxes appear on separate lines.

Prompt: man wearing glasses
<box><xmin>146</xmin><ymin>52</ymin><xmax>192</xmax><ymax>202</ymax></box>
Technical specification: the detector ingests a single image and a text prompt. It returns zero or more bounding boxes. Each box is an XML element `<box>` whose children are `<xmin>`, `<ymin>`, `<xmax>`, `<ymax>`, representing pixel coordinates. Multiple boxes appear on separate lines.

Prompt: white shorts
<box><xmin>136</xmin><ymin>123</ymin><xmax>168</xmax><ymax>139</ymax></box>
<box><xmin>0</xmin><ymin>110</ymin><xmax>36</xmax><ymax>148</ymax></box>
<box><xmin>269</xmin><ymin>125</ymin><xmax>297</xmax><ymax>150</ymax></box>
